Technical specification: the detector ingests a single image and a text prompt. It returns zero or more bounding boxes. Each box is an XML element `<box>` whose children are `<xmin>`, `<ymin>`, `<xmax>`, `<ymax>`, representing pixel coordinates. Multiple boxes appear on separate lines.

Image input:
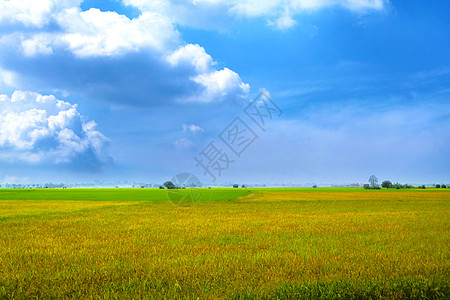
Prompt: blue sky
<box><xmin>0</xmin><ymin>0</ymin><xmax>449</xmax><ymax>185</ymax></box>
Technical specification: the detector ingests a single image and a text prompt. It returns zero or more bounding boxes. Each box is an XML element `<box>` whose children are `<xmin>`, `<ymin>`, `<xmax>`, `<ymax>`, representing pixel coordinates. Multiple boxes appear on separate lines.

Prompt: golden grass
<box><xmin>0</xmin><ymin>200</ymin><xmax>139</xmax><ymax>219</ymax></box>
<box><xmin>0</xmin><ymin>189</ymin><xmax>449</xmax><ymax>298</ymax></box>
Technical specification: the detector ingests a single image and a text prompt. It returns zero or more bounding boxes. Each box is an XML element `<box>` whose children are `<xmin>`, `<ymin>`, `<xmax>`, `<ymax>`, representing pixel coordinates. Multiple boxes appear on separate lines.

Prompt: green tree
<box><xmin>381</xmin><ymin>180</ymin><xmax>392</xmax><ymax>188</ymax></box>
<box><xmin>393</xmin><ymin>182</ymin><xmax>402</xmax><ymax>189</ymax></box>
<box><xmin>436</xmin><ymin>184</ymin><xmax>441</xmax><ymax>188</ymax></box>
<box><xmin>164</xmin><ymin>181</ymin><xmax>176</xmax><ymax>189</ymax></box>
<box><xmin>233</xmin><ymin>184</ymin><xmax>239</xmax><ymax>188</ymax></box>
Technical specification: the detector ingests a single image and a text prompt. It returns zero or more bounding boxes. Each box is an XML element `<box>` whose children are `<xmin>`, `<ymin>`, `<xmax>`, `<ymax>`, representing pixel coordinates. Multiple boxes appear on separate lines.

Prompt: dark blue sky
<box><xmin>0</xmin><ymin>0</ymin><xmax>449</xmax><ymax>185</ymax></box>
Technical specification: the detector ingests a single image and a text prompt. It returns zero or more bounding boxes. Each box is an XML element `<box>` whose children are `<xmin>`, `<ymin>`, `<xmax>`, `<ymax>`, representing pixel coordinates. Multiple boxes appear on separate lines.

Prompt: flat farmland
<box><xmin>0</xmin><ymin>188</ymin><xmax>449</xmax><ymax>299</ymax></box>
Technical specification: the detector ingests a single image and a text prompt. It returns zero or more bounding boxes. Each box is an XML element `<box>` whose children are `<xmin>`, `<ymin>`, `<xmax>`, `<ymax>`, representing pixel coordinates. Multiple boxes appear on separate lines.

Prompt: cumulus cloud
<box><xmin>10</xmin><ymin>6</ymin><xmax>178</xmax><ymax>57</ymax></box>
<box><xmin>0</xmin><ymin>0</ymin><xmax>81</xmax><ymax>27</ymax></box>
<box><xmin>56</xmin><ymin>8</ymin><xmax>178</xmax><ymax>56</ymax></box>
<box><xmin>21</xmin><ymin>34</ymin><xmax>54</xmax><ymax>56</ymax></box>
<box><xmin>0</xmin><ymin>2</ymin><xmax>249</xmax><ymax>105</ymax></box>
<box><xmin>191</xmin><ymin>68</ymin><xmax>250</xmax><ymax>103</ymax></box>
<box><xmin>167</xmin><ymin>44</ymin><xmax>214</xmax><ymax>73</ymax></box>
<box><xmin>0</xmin><ymin>0</ymin><xmax>387</xmax><ymax>109</ymax></box>
<box><xmin>168</xmin><ymin>44</ymin><xmax>249</xmax><ymax>102</ymax></box>
<box><xmin>0</xmin><ymin>91</ymin><xmax>110</xmax><ymax>168</ymax></box>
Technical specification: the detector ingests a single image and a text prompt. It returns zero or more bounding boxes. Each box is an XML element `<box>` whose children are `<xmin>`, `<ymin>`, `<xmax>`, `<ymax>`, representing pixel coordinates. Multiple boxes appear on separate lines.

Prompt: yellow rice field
<box><xmin>0</xmin><ymin>188</ymin><xmax>448</xmax><ymax>298</ymax></box>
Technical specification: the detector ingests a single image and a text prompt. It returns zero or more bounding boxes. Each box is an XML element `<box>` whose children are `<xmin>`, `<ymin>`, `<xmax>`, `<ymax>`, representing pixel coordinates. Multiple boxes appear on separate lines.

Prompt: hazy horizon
<box><xmin>1</xmin><ymin>0</ymin><xmax>449</xmax><ymax>184</ymax></box>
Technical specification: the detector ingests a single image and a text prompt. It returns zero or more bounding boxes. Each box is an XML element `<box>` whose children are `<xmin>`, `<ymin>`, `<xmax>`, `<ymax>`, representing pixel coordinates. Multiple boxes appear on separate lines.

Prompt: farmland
<box><xmin>0</xmin><ymin>188</ymin><xmax>449</xmax><ymax>299</ymax></box>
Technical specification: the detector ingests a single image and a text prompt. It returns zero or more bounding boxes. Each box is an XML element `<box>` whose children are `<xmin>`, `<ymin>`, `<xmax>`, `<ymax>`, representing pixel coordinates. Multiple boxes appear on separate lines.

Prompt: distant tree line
<box><xmin>381</xmin><ymin>180</ymin><xmax>447</xmax><ymax>189</ymax></box>
<box><xmin>362</xmin><ymin>176</ymin><xmax>448</xmax><ymax>190</ymax></box>
<box><xmin>380</xmin><ymin>180</ymin><xmax>415</xmax><ymax>189</ymax></box>
<box><xmin>0</xmin><ymin>183</ymin><xmax>67</xmax><ymax>189</ymax></box>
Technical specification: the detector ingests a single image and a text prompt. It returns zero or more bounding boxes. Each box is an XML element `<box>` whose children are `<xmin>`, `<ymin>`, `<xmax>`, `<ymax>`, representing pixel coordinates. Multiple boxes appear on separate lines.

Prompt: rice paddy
<box><xmin>0</xmin><ymin>188</ymin><xmax>449</xmax><ymax>299</ymax></box>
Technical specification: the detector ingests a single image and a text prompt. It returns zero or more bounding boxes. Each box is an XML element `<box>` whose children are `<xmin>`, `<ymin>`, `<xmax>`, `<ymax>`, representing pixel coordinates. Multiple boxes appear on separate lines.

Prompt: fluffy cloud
<box><xmin>0</xmin><ymin>0</ymin><xmax>81</xmax><ymax>27</ymax></box>
<box><xmin>11</xmin><ymin>6</ymin><xmax>178</xmax><ymax>57</ymax></box>
<box><xmin>0</xmin><ymin>0</ymin><xmax>386</xmax><ymax>108</ymax></box>
<box><xmin>21</xmin><ymin>34</ymin><xmax>54</xmax><ymax>56</ymax></box>
<box><xmin>56</xmin><ymin>8</ymin><xmax>178</xmax><ymax>56</ymax></box>
<box><xmin>0</xmin><ymin>2</ymin><xmax>249</xmax><ymax>105</ymax></box>
<box><xmin>124</xmin><ymin>0</ymin><xmax>389</xmax><ymax>30</ymax></box>
<box><xmin>167</xmin><ymin>44</ymin><xmax>214</xmax><ymax>73</ymax></box>
<box><xmin>168</xmin><ymin>44</ymin><xmax>249</xmax><ymax>102</ymax></box>
<box><xmin>0</xmin><ymin>91</ymin><xmax>110</xmax><ymax>168</ymax></box>
<box><xmin>191</xmin><ymin>68</ymin><xmax>250</xmax><ymax>103</ymax></box>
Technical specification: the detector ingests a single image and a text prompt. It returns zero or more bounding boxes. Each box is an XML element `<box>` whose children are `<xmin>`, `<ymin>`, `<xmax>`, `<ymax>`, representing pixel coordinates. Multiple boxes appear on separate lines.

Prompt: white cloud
<box><xmin>231</xmin><ymin>0</ymin><xmax>388</xmax><ymax>15</ymax></box>
<box><xmin>0</xmin><ymin>91</ymin><xmax>110</xmax><ymax>166</ymax></box>
<box><xmin>21</xmin><ymin>34</ymin><xmax>54</xmax><ymax>56</ymax></box>
<box><xmin>343</xmin><ymin>0</ymin><xmax>386</xmax><ymax>11</ymax></box>
<box><xmin>0</xmin><ymin>0</ymin><xmax>81</xmax><ymax>27</ymax></box>
<box><xmin>0</xmin><ymin>0</ymin><xmax>387</xmax><ymax>108</ymax></box>
<box><xmin>230</xmin><ymin>0</ymin><xmax>280</xmax><ymax>17</ymax></box>
<box><xmin>268</xmin><ymin>9</ymin><xmax>296</xmax><ymax>30</ymax></box>
<box><xmin>1</xmin><ymin>3</ymin><xmax>249</xmax><ymax>104</ymax></box>
<box><xmin>123</xmin><ymin>0</ymin><xmax>389</xmax><ymax>31</ymax></box>
<box><xmin>182</xmin><ymin>124</ymin><xmax>204</xmax><ymax>134</ymax></box>
<box><xmin>0</xmin><ymin>66</ymin><xmax>17</xmax><ymax>89</ymax></box>
<box><xmin>57</xmin><ymin>8</ymin><xmax>178</xmax><ymax>56</ymax></box>
<box><xmin>14</xmin><ymin>7</ymin><xmax>178</xmax><ymax>57</ymax></box>
<box><xmin>167</xmin><ymin>44</ymin><xmax>214</xmax><ymax>73</ymax></box>
<box><xmin>190</xmin><ymin>68</ymin><xmax>250</xmax><ymax>103</ymax></box>
<box><xmin>167</xmin><ymin>44</ymin><xmax>250</xmax><ymax>102</ymax></box>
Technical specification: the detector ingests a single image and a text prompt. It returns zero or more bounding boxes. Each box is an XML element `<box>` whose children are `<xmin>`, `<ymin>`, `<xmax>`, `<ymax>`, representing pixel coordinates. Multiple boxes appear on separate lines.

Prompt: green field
<box><xmin>0</xmin><ymin>188</ymin><xmax>449</xmax><ymax>299</ymax></box>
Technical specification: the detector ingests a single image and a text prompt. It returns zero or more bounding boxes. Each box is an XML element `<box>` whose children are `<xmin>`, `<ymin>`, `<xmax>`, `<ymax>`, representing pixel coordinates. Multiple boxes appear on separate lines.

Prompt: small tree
<box><xmin>312</xmin><ymin>185</ymin><xmax>318</xmax><ymax>188</ymax></box>
<box><xmin>369</xmin><ymin>175</ymin><xmax>378</xmax><ymax>188</ymax></box>
<box><xmin>233</xmin><ymin>184</ymin><xmax>239</xmax><ymax>188</ymax></box>
<box><xmin>381</xmin><ymin>180</ymin><xmax>392</xmax><ymax>188</ymax></box>
<box><xmin>442</xmin><ymin>184</ymin><xmax>447</xmax><ymax>188</ymax></box>
<box><xmin>436</xmin><ymin>184</ymin><xmax>441</xmax><ymax>188</ymax></box>
<box><xmin>393</xmin><ymin>182</ymin><xmax>402</xmax><ymax>189</ymax></box>
<box><xmin>363</xmin><ymin>184</ymin><xmax>370</xmax><ymax>189</ymax></box>
<box><xmin>164</xmin><ymin>181</ymin><xmax>175</xmax><ymax>189</ymax></box>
